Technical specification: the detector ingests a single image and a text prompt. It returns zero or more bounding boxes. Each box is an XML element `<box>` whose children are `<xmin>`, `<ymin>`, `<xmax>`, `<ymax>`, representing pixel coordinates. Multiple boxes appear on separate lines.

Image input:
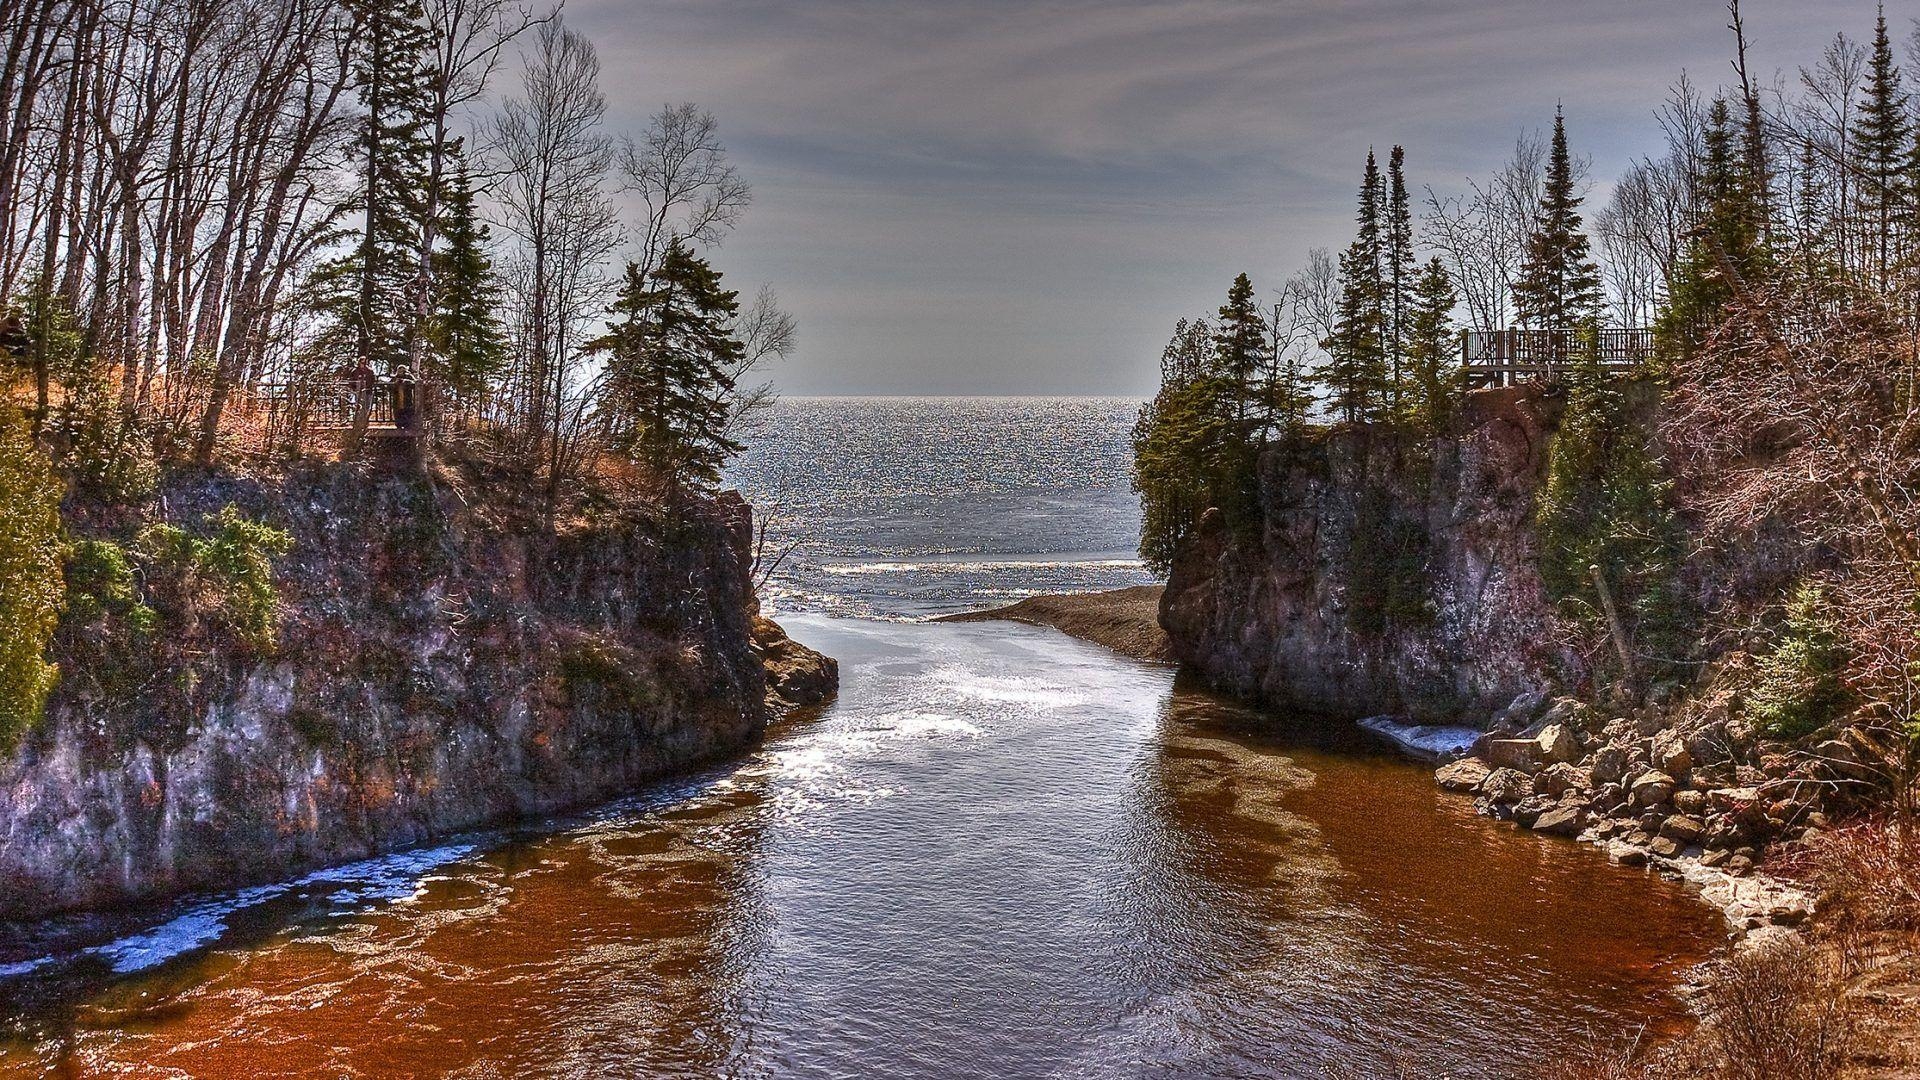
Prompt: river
<box><xmin>0</xmin><ymin>398</ymin><xmax>1720</xmax><ymax>1078</ymax></box>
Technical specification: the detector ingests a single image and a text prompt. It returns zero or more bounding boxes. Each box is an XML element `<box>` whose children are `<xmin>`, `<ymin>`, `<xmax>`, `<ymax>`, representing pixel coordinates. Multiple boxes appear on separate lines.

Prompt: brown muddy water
<box><xmin>0</xmin><ymin>615</ymin><xmax>1720</xmax><ymax>1079</ymax></box>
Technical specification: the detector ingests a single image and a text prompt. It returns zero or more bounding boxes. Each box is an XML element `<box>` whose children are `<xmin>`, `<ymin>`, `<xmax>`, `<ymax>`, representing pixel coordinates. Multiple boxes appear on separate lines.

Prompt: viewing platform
<box><xmin>1461</xmin><ymin>327</ymin><xmax>1653</xmax><ymax>387</ymax></box>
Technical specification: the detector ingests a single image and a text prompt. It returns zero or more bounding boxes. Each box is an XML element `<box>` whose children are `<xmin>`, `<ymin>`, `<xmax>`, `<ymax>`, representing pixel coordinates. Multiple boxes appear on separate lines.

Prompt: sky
<box><xmin>567</xmin><ymin>0</ymin><xmax>1866</xmax><ymax>397</ymax></box>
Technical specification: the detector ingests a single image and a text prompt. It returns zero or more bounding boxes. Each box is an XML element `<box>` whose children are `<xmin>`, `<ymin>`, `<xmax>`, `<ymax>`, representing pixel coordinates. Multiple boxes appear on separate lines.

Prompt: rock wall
<box><xmin>0</xmin><ymin>462</ymin><xmax>832</xmax><ymax>919</ymax></box>
<box><xmin>1160</xmin><ymin>387</ymin><xmax>1579</xmax><ymax>722</ymax></box>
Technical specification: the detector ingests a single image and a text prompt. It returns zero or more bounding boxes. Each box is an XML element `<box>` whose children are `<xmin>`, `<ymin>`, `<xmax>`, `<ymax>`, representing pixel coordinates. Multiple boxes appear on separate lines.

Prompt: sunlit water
<box><xmin>0</xmin><ymin>398</ymin><xmax>1720</xmax><ymax>1078</ymax></box>
<box><xmin>728</xmin><ymin>397</ymin><xmax>1158</xmax><ymax>619</ymax></box>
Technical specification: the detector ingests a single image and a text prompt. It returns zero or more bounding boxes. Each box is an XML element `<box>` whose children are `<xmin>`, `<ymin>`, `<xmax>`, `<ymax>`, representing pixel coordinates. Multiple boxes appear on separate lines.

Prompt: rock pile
<box><xmin>1433</xmin><ymin>683</ymin><xmax>1878</xmax><ymax>921</ymax></box>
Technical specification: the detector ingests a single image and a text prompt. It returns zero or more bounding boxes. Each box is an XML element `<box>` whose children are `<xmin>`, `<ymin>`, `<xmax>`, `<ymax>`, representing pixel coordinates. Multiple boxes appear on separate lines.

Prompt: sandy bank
<box><xmin>937</xmin><ymin>585</ymin><xmax>1171</xmax><ymax>662</ymax></box>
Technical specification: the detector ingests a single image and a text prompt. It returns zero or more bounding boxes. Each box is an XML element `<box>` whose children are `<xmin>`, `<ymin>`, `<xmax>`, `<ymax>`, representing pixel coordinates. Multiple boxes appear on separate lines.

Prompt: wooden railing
<box><xmin>1461</xmin><ymin>327</ymin><xmax>1654</xmax><ymax>386</ymax></box>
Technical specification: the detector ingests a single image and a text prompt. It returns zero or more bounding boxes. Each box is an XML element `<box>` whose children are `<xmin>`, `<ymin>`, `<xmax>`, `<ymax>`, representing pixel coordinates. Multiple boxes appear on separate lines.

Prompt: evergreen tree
<box><xmin>310</xmin><ymin>1</ymin><xmax>437</xmax><ymax>382</ymax></box>
<box><xmin>1657</xmin><ymin>98</ymin><xmax>1765</xmax><ymax>362</ymax></box>
<box><xmin>429</xmin><ymin>157</ymin><xmax>508</xmax><ymax>406</ymax></box>
<box><xmin>1132</xmin><ymin>316</ymin><xmax>1241</xmax><ymax>572</ymax></box>
<box><xmin>1858</xmin><ymin>3</ymin><xmax>1909</xmax><ymax>284</ymax></box>
<box><xmin>589</xmin><ymin>241</ymin><xmax>745</xmax><ymax>490</ymax></box>
<box><xmin>1404</xmin><ymin>258</ymin><xmax>1460</xmax><ymax>433</ymax></box>
<box><xmin>1512</xmin><ymin>109</ymin><xmax>1604</xmax><ymax>331</ymax></box>
<box><xmin>1213</xmin><ymin>273</ymin><xmax>1266</xmax><ymax>422</ymax></box>
<box><xmin>1385</xmin><ymin>145</ymin><xmax>1415</xmax><ymax>415</ymax></box>
<box><xmin>1316</xmin><ymin>152</ymin><xmax>1389</xmax><ymax>424</ymax></box>
<box><xmin>1533</xmin><ymin>337</ymin><xmax>1687</xmax><ymax>678</ymax></box>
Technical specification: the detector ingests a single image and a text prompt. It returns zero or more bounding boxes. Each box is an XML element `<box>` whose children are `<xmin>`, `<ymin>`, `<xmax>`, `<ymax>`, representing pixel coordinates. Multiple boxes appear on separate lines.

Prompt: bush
<box><xmin>1747</xmin><ymin>583</ymin><xmax>1851</xmax><ymax>740</ymax></box>
<box><xmin>1697</xmin><ymin>938</ymin><xmax>1850</xmax><ymax>1080</ymax></box>
<box><xmin>64</xmin><ymin>538</ymin><xmax>155</xmax><ymax>633</ymax></box>
<box><xmin>0</xmin><ymin>409</ymin><xmax>64</xmax><ymax>748</ymax></box>
<box><xmin>137</xmin><ymin>505</ymin><xmax>293</xmax><ymax>653</ymax></box>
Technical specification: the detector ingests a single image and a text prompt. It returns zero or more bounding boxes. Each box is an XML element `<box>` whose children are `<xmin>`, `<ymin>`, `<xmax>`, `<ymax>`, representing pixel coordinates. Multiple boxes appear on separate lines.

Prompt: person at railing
<box><xmin>392</xmin><ymin>369</ymin><xmax>417</xmax><ymax>432</ymax></box>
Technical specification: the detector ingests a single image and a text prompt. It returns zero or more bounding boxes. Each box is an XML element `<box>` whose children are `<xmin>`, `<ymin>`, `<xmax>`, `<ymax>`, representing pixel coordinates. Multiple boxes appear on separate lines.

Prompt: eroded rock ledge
<box><xmin>0</xmin><ymin>462</ymin><xmax>835</xmax><ymax>920</ymax></box>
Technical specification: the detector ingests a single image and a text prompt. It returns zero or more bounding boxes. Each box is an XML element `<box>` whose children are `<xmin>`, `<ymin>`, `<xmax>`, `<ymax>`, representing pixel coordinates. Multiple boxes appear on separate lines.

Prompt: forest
<box><xmin>0</xmin><ymin>0</ymin><xmax>789</xmax><ymax>741</ymax></box>
<box><xmin>1136</xmin><ymin>2</ymin><xmax>1920</xmax><ymax>776</ymax></box>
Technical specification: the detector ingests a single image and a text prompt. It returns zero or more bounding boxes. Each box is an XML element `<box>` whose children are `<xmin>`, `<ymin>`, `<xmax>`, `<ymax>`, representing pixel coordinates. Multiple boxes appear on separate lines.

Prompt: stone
<box><xmin>1435</xmin><ymin>757</ymin><xmax>1492</xmax><ymax>793</ymax></box>
<box><xmin>1707</xmin><ymin>787</ymin><xmax>1761</xmax><ymax>813</ymax></box>
<box><xmin>1589</xmin><ymin>745</ymin><xmax>1629</xmax><ymax>786</ymax></box>
<box><xmin>1532</xmin><ymin>803</ymin><xmax>1586</xmax><ymax>836</ymax></box>
<box><xmin>1727</xmin><ymin>854</ymin><xmax>1755</xmax><ymax>876</ymax></box>
<box><xmin>1479</xmin><ymin>739</ymin><xmax>1542</xmax><ymax>772</ymax></box>
<box><xmin>1651</xmin><ymin>731</ymin><xmax>1693</xmax><ymax>776</ymax></box>
<box><xmin>1608</xmin><ymin>841</ymin><xmax>1649</xmax><ymax>867</ymax></box>
<box><xmin>1648</xmin><ymin>836</ymin><xmax>1684</xmax><ymax>859</ymax></box>
<box><xmin>1481</xmin><ymin>768</ymin><xmax>1531</xmax><ymax>805</ymax></box>
<box><xmin>1512</xmin><ymin>795</ymin><xmax>1553</xmax><ymax>828</ymax></box>
<box><xmin>1491</xmin><ymin>688</ymin><xmax>1549</xmax><ymax>732</ymax></box>
<box><xmin>1531</xmin><ymin>762</ymin><xmax>1588</xmax><ymax>798</ymax></box>
<box><xmin>1660</xmin><ymin>815</ymin><xmax>1706</xmax><ymax>844</ymax></box>
<box><xmin>1534</xmin><ymin>723</ymin><xmax>1580</xmax><ymax>765</ymax></box>
<box><xmin>1700</xmin><ymin>847</ymin><xmax>1731</xmax><ymax>868</ymax></box>
<box><xmin>1673</xmin><ymin>789</ymin><xmax>1707</xmax><ymax>816</ymax></box>
<box><xmin>1629</xmin><ymin>771</ymin><xmax>1677</xmax><ymax>808</ymax></box>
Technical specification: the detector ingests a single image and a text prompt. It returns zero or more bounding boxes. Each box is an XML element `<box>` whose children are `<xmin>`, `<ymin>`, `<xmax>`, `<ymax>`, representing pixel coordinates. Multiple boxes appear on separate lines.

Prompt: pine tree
<box><xmin>1385</xmin><ymin>145</ymin><xmax>1415</xmax><ymax>415</ymax></box>
<box><xmin>1657</xmin><ymin>98</ymin><xmax>1765</xmax><ymax>361</ymax></box>
<box><xmin>429</xmin><ymin>157</ymin><xmax>508</xmax><ymax>407</ymax></box>
<box><xmin>1317</xmin><ymin>152</ymin><xmax>1389</xmax><ymax>424</ymax></box>
<box><xmin>1213</xmin><ymin>272</ymin><xmax>1266</xmax><ymax>422</ymax></box>
<box><xmin>310</xmin><ymin>1</ymin><xmax>437</xmax><ymax>386</ymax></box>
<box><xmin>1512</xmin><ymin>109</ymin><xmax>1604</xmax><ymax>331</ymax></box>
<box><xmin>1404</xmin><ymin>258</ymin><xmax>1460</xmax><ymax>433</ymax></box>
<box><xmin>589</xmin><ymin>241</ymin><xmax>746</xmax><ymax>491</ymax></box>
<box><xmin>1132</xmin><ymin>316</ymin><xmax>1240</xmax><ymax>572</ymax></box>
<box><xmin>1858</xmin><ymin>3</ymin><xmax>1910</xmax><ymax>284</ymax></box>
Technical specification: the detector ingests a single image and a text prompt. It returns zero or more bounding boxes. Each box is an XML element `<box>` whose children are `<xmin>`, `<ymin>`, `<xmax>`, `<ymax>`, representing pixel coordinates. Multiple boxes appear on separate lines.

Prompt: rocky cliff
<box><xmin>1161</xmin><ymin>387</ymin><xmax>1578</xmax><ymax>722</ymax></box>
<box><xmin>0</xmin><ymin>460</ymin><xmax>833</xmax><ymax>919</ymax></box>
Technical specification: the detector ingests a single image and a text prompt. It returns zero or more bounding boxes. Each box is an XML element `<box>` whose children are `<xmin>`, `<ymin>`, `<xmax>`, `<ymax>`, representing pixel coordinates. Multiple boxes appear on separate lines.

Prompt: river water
<box><xmin>0</xmin><ymin>398</ymin><xmax>1719</xmax><ymax>1078</ymax></box>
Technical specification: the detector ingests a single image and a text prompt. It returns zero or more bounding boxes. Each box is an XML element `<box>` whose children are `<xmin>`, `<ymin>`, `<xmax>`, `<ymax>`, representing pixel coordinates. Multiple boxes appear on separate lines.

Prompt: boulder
<box><xmin>1511</xmin><ymin>794</ymin><xmax>1554</xmax><ymax>828</ymax></box>
<box><xmin>1630</xmin><ymin>771</ymin><xmax>1677</xmax><ymax>808</ymax></box>
<box><xmin>1481</xmin><ymin>768</ymin><xmax>1531</xmax><ymax>805</ymax></box>
<box><xmin>1651</xmin><ymin>731</ymin><xmax>1693</xmax><ymax>776</ymax></box>
<box><xmin>1532</xmin><ymin>762</ymin><xmax>1589</xmax><ymax>798</ymax></box>
<box><xmin>1589</xmin><ymin>745</ymin><xmax>1629</xmax><ymax>786</ymax></box>
<box><xmin>1648</xmin><ymin>836</ymin><xmax>1684</xmax><ymax>859</ymax></box>
<box><xmin>1435</xmin><ymin>757</ymin><xmax>1492</xmax><ymax>793</ymax></box>
<box><xmin>1608</xmin><ymin>841</ymin><xmax>1649</xmax><ymax>867</ymax></box>
<box><xmin>1490</xmin><ymin>688</ymin><xmax>1550</xmax><ymax>733</ymax></box>
<box><xmin>1660</xmin><ymin>815</ymin><xmax>1707</xmax><ymax>844</ymax></box>
<box><xmin>1479</xmin><ymin>738</ymin><xmax>1542</xmax><ymax>772</ymax></box>
<box><xmin>1534</xmin><ymin>723</ymin><xmax>1580</xmax><ymax>765</ymax></box>
<box><xmin>1532</xmin><ymin>803</ymin><xmax>1587</xmax><ymax>836</ymax></box>
<box><xmin>1673</xmin><ymin>789</ymin><xmax>1707</xmax><ymax>816</ymax></box>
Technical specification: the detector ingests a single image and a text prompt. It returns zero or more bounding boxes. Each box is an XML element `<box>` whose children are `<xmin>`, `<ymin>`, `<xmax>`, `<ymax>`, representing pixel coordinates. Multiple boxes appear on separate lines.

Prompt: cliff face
<box><xmin>0</xmin><ymin>462</ymin><xmax>832</xmax><ymax>919</ymax></box>
<box><xmin>1161</xmin><ymin>387</ymin><xmax>1578</xmax><ymax>723</ymax></box>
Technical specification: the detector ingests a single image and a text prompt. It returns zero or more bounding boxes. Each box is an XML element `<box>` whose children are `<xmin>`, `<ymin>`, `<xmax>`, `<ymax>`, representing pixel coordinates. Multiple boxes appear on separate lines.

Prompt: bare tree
<box><xmin>1422</xmin><ymin>131</ymin><xmax>1552</xmax><ymax>331</ymax></box>
<box><xmin>618</xmin><ymin>102</ymin><xmax>750</xmax><ymax>279</ymax></box>
<box><xmin>494</xmin><ymin>16</ymin><xmax>620</xmax><ymax>510</ymax></box>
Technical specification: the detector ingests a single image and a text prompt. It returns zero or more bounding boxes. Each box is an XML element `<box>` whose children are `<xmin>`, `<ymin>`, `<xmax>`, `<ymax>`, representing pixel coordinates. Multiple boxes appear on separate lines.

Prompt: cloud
<box><xmin>563</xmin><ymin>0</ymin><xmax>1865</xmax><ymax>395</ymax></box>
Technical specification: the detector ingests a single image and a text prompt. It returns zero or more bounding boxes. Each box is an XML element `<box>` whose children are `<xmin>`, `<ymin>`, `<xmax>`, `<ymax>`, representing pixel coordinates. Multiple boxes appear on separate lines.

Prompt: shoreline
<box><xmin>935</xmin><ymin>584</ymin><xmax>1172</xmax><ymax>662</ymax></box>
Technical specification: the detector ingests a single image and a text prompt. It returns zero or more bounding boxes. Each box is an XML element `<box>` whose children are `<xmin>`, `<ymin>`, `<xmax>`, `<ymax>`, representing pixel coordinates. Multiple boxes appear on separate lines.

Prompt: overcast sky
<box><xmin>566</xmin><ymin>1</ymin><xmax>1866</xmax><ymax>396</ymax></box>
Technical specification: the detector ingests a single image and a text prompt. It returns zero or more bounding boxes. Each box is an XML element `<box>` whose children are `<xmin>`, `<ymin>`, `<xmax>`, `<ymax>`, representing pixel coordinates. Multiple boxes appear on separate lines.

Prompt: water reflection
<box><xmin>0</xmin><ymin>617</ymin><xmax>1717</xmax><ymax>1079</ymax></box>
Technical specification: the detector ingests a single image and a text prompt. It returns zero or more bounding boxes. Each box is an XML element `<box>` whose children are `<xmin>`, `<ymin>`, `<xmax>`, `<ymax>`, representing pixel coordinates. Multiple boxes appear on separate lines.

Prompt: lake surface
<box><xmin>0</xmin><ymin>398</ymin><xmax>1720</xmax><ymax>1078</ymax></box>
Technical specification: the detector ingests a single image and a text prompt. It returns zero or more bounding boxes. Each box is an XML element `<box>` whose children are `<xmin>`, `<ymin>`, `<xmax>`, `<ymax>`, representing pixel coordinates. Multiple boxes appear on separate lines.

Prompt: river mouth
<box><xmin>0</xmin><ymin>615</ymin><xmax>1718</xmax><ymax>1078</ymax></box>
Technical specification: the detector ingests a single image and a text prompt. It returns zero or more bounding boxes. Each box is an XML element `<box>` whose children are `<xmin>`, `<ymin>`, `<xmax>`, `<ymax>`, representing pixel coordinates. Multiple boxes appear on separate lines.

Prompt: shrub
<box><xmin>64</xmin><ymin>538</ymin><xmax>156</xmax><ymax>633</ymax></box>
<box><xmin>0</xmin><ymin>409</ymin><xmax>65</xmax><ymax>748</ymax></box>
<box><xmin>137</xmin><ymin>505</ymin><xmax>293</xmax><ymax>653</ymax></box>
<box><xmin>1747</xmin><ymin>583</ymin><xmax>1852</xmax><ymax>740</ymax></box>
<box><xmin>1697</xmin><ymin>938</ymin><xmax>1850</xmax><ymax>1080</ymax></box>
